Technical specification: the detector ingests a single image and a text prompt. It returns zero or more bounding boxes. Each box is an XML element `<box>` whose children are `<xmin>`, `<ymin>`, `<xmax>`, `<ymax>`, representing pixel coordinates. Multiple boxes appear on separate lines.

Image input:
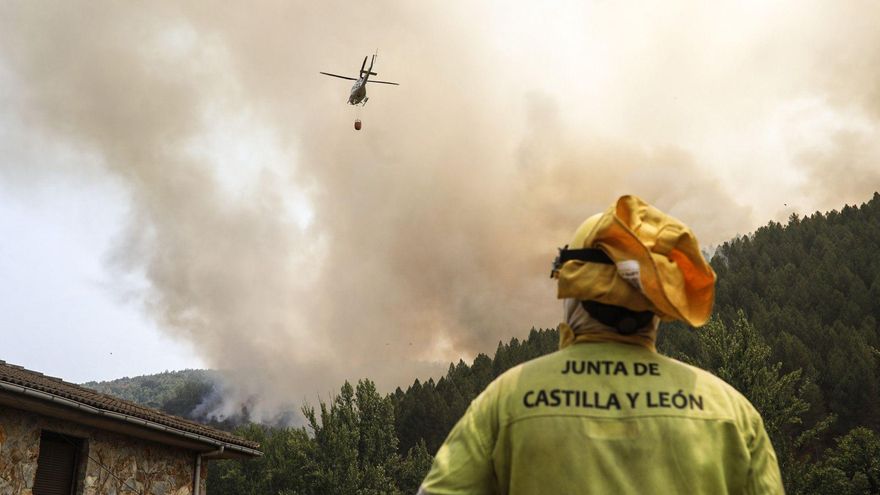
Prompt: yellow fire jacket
<box><xmin>419</xmin><ymin>342</ymin><xmax>784</xmax><ymax>495</ymax></box>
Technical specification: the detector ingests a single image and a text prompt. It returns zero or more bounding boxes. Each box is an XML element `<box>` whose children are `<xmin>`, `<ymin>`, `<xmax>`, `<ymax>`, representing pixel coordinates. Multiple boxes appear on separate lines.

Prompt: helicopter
<box><xmin>320</xmin><ymin>53</ymin><xmax>399</xmax><ymax>107</ymax></box>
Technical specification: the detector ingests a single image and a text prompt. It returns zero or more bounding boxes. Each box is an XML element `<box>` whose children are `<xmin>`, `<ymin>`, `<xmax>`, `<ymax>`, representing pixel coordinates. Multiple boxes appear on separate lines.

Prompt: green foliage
<box><xmin>799</xmin><ymin>427</ymin><xmax>880</xmax><ymax>494</ymax></box>
<box><xmin>204</xmin><ymin>330</ymin><xmax>562</xmax><ymax>495</ymax></box>
<box><xmin>209</xmin><ymin>424</ymin><xmax>315</xmax><ymax>495</ymax></box>
<box><xmin>161</xmin><ymin>379</ymin><xmax>215</xmax><ymax>417</ymax></box>
<box><xmin>676</xmin><ymin>312</ymin><xmax>833</xmax><ymax>487</ymax></box>
<box><xmin>303</xmin><ymin>380</ymin><xmax>402</xmax><ymax>494</ymax></box>
<box><xmin>209</xmin><ymin>379</ymin><xmax>430</xmax><ymax>495</ymax></box>
<box><xmin>680</xmin><ymin>313</ymin><xmax>813</xmax><ymax>442</ymax></box>
<box><xmin>708</xmin><ymin>193</ymin><xmax>880</xmax><ymax>436</ymax></box>
<box><xmin>393</xmin><ymin>440</ymin><xmax>434</xmax><ymax>495</ymax></box>
<box><xmin>82</xmin><ymin>369</ymin><xmax>218</xmax><ymax>410</ymax></box>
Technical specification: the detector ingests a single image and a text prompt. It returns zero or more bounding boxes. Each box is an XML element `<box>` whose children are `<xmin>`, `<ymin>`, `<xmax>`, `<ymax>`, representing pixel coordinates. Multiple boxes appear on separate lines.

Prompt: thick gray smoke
<box><xmin>2</xmin><ymin>1</ymin><xmax>879</xmax><ymax>420</ymax></box>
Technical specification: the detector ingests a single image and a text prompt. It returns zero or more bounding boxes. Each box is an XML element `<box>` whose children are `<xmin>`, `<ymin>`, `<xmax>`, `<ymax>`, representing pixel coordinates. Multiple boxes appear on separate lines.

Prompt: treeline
<box><xmin>120</xmin><ymin>193</ymin><xmax>880</xmax><ymax>494</ymax></box>
<box><xmin>206</xmin><ymin>329</ymin><xmax>559</xmax><ymax>494</ymax></box>
<box><xmin>209</xmin><ymin>380</ymin><xmax>434</xmax><ymax>495</ymax></box>
<box><xmin>209</xmin><ymin>313</ymin><xmax>880</xmax><ymax>494</ymax></box>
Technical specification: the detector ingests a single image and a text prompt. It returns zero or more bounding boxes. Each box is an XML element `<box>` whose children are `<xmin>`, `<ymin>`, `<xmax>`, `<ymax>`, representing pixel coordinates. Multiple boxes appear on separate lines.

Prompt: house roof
<box><xmin>0</xmin><ymin>359</ymin><xmax>260</xmax><ymax>456</ymax></box>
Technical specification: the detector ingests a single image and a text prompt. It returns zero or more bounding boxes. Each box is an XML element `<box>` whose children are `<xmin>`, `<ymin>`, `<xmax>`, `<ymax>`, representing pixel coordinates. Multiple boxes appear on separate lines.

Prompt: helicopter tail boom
<box><xmin>360</xmin><ymin>53</ymin><xmax>378</xmax><ymax>76</ymax></box>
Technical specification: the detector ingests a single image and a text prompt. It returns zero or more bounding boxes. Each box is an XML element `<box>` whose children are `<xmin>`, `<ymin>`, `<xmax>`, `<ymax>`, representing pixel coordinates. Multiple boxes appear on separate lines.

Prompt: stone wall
<box><xmin>0</xmin><ymin>406</ymin><xmax>207</xmax><ymax>495</ymax></box>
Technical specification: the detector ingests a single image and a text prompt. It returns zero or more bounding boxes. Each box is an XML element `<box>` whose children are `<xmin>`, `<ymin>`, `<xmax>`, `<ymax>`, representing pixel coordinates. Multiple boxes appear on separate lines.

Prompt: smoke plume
<box><xmin>1</xmin><ymin>1</ymin><xmax>879</xmax><ymax>420</ymax></box>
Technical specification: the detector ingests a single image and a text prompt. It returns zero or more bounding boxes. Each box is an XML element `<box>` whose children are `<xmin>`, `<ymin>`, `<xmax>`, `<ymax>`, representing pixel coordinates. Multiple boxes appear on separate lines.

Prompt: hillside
<box><xmin>660</xmin><ymin>191</ymin><xmax>880</xmax><ymax>436</ymax></box>
<box><xmin>82</xmin><ymin>369</ymin><xmax>219</xmax><ymax>416</ymax></box>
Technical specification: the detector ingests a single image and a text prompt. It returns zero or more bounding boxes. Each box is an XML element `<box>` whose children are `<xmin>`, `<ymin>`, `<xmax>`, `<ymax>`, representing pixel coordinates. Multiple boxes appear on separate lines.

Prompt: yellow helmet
<box><xmin>552</xmin><ymin>195</ymin><xmax>716</xmax><ymax>327</ymax></box>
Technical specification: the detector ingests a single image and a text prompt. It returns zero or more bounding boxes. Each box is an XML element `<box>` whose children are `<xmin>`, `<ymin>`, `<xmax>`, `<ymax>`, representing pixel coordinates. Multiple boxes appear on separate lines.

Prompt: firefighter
<box><xmin>418</xmin><ymin>195</ymin><xmax>784</xmax><ymax>495</ymax></box>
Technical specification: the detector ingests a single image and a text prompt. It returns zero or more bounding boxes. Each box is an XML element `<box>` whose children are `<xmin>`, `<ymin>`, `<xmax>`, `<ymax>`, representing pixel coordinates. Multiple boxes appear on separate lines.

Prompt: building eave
<box><xmin>0</xmin><ymin>382</ymin><xmax>262</xmax><ymax>459</ymax></box>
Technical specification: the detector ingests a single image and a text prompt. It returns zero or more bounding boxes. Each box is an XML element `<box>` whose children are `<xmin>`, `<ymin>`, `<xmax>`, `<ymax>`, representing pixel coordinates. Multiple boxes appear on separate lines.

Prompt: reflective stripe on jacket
<box><xmin>419</xmin><ymin>342</ymin><xmax>784</xmax><ymax>495</ymax></box>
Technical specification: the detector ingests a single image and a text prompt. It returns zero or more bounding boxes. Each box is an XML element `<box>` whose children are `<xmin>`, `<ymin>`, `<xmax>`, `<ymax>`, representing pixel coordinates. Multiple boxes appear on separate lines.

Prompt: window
<box><xmin>33</xmin><ymin>431</ymin><xmax>84</xmax><ymax>495</ymax></box>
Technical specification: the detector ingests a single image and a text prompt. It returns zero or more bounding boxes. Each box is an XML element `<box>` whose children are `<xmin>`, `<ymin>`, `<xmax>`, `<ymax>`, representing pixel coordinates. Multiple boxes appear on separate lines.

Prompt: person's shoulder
<box><xmin>656</xmin><ymin>353</ymin><xmax>760</xmax><ymax>414</ymax></box>
<box><xmin>656</xmin><ymin>353</ymin><xmax>736</xmax><ymax>390</ymax></box>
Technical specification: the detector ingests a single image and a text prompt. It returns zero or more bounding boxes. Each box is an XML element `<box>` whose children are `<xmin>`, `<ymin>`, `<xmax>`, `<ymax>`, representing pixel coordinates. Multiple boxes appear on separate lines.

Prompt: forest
<box><xmin>87</xmin><ymin>192</ymin><xmax>880</xmax><ymax>494</ymax></box>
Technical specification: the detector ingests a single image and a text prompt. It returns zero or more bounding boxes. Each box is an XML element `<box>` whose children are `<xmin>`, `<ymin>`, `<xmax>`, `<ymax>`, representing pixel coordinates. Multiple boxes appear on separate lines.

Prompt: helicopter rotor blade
<box><xmin>319</xmin><ymin>72</ymin><xmax>358</xmax><ymax>81</ymax></box>
<box><xmin>366</xmin><ymin>80</ymin><xmax>399</xmax><ymax>86</ymax></box>
<box><xmin>360</xmin><ymin>56</ymin><xmax>367</xmax><ymax>73</ymax></box>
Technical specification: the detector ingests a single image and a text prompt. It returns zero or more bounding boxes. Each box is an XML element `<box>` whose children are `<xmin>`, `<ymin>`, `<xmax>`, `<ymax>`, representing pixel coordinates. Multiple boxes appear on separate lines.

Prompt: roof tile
<box><xmin>0</xmin><ymin>360</ymin><xmax>259</xmax><ymax>451</ymax></box>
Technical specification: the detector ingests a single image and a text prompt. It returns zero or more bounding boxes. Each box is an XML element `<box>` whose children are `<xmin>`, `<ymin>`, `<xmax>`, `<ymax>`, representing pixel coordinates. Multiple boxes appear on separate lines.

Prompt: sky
<box><xmin>1</xmin><ymin>1</ymin><xmax>879</xmax><ymax>420</ymax></box>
